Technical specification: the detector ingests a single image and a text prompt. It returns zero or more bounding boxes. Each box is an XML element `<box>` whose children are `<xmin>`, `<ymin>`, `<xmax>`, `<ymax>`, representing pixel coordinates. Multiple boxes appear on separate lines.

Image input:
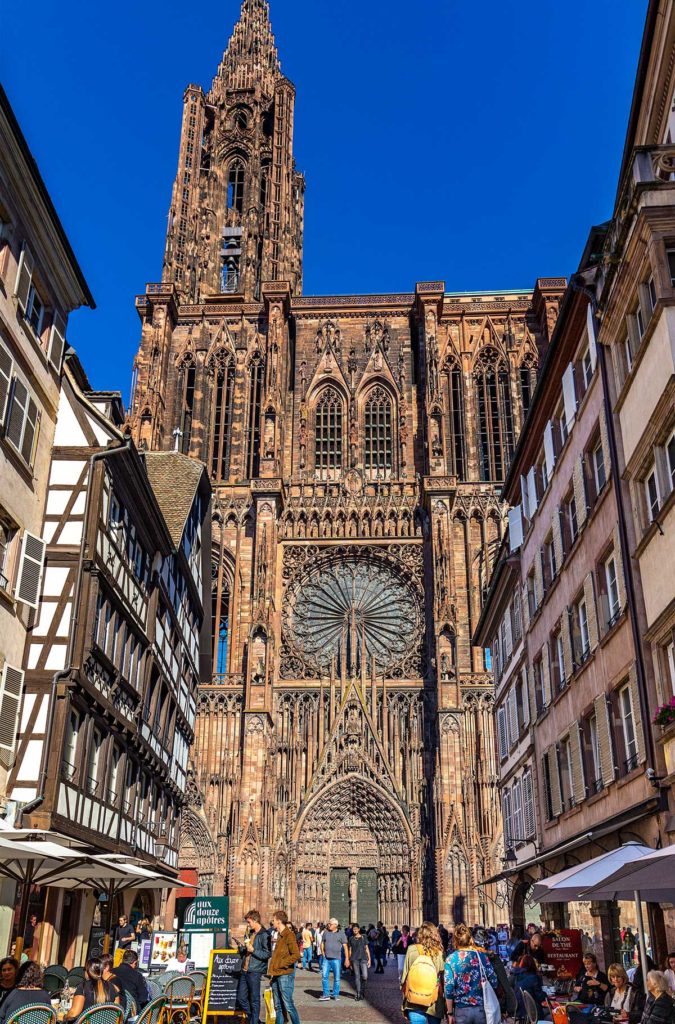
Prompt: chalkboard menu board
<box><xmin>203</xmin><ymin>950</ymin><xmax>242</xmax><ymax>1018</ymax></box>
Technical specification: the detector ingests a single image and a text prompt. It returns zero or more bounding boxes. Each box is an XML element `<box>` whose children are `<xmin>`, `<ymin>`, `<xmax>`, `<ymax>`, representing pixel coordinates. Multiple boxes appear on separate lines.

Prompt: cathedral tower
<box><xmin>130</xmin><ymin>0</ymin><xmax>565</xmax><ymax>927</ymax></box>
<box><xmin>163</xmin><ymin>0</ymin><xmax>304</xmax><ymax>304</ymax></box>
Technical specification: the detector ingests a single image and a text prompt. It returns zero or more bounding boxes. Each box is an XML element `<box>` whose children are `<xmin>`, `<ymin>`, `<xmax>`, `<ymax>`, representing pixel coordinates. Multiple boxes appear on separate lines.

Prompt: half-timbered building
<box><xmin>5</xmin><ymin>352</ymin><xmax>211</xmax><ymax>961</ymax></box>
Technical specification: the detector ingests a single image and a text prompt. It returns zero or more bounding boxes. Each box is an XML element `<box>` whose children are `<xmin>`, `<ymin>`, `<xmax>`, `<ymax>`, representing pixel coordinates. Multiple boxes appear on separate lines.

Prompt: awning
<box><xmin>478</xmin><ymin>796</ymin><xmax>660</xmax><ymax>887</ymax></box>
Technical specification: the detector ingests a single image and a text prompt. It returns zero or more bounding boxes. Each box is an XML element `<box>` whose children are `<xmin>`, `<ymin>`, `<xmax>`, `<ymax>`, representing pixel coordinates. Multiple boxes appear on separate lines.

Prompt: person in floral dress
<box><xmin>444</xmin><ymin>924</ymin><xmax>499</xmax><ymax>1024</ymax></box>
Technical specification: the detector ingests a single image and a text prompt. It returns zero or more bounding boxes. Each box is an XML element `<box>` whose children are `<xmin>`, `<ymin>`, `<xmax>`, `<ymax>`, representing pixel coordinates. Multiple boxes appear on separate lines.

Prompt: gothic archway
<box><xmin>292</xmin><ymin>773</ymin><xmax>415</xmax><ymax>927</ymax></box>
<box><xmin>179</xmin><ymin>806</ymin><xmax>217</xmax><ymax>895</ymax></box>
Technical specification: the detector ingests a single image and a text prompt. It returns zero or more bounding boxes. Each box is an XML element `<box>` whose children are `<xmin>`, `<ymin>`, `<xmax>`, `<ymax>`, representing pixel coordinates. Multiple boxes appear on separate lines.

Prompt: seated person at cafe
<box><xmin>67</xmin><ymin>957</ymin><xmax>122</xmax><ymax>1020</ymax></box>
<box><xmin>0</xmin><ymin>963</ymin><xmax>51</xmax><ymax>1024</ymax></box>
<box><xmin>530</xmin><ymin>932</ymin><xmax>548</xmax><ymax>968</ymax></box>
<box><xmin>0</xmin><ymin>960</ymin><xmax>17</xmax><ymax>1011</ymax></box>
<box><xmin>512</xmin><ymin>955</ymin><xmax>549</xmax><ymax>1017</ymax></box>
<box><xmin>574</xmin><ymin>953</ymin><xmax>610</xmax><ymax>1005</ymax></box>
<box><xmin>112</xmin><ymin>951</ymin><xmax>149</xmax><ymax>1011</ymax></box>
<box><xmin>639</xmin><ymin>971</ymin><xmax>675</xmax><ymax>1024</ymax></box>
<box><xmin>607</xmin><ymin>964</ymin><xmax>639</xmax><ymax>1019</ymax></box>
<box><xmin>163</xmin><ymin>949</ymin><xmax>189</xmax><ymax>974</ymax></box>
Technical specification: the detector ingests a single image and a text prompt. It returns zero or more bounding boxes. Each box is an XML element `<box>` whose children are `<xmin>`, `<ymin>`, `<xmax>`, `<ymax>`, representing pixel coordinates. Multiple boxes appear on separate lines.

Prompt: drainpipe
<box><xmin>570</xmin><ymin>276</ymin><xmax>657</xmax><ymax>776</ymax></box>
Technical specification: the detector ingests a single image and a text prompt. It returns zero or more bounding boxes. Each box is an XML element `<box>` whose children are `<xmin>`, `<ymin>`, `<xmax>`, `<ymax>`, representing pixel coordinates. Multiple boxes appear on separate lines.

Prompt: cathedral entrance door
<box><xmin>357</xmin><ymin>868</ymin><xmax>377</xmax><ymax>926</ymax></box>
<box><xmin>329</xmin><ymin>868</ymin><xmax>350</xmax><ymax>925</ymax></box>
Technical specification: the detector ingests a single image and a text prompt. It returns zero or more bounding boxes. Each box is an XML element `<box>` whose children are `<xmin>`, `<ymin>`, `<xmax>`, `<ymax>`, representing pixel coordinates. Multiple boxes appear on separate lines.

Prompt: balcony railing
<box><xmin>592</xmin><ymin>776</ymin><xmax>604</xmax><ymax>795</ymax></box>
<box><xmin>624</xmin><ymin>752</ymin><xmax>639</xmax><ymax>774</ymax></box>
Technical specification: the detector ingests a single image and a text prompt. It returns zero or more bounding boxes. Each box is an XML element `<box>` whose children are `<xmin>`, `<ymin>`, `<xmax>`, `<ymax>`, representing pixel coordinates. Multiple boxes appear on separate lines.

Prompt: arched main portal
<box><xmin>292</xmin><ymin>774</ymin><xmax>416</xmax><ymax>927</ymax></box>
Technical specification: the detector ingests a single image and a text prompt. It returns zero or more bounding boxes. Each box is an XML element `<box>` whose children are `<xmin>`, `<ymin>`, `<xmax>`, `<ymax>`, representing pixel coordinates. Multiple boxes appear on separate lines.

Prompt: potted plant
<box><xmin>653</xmin><ymin>696</ymin><xmax>675</xmax><ymax>728</ymax></box>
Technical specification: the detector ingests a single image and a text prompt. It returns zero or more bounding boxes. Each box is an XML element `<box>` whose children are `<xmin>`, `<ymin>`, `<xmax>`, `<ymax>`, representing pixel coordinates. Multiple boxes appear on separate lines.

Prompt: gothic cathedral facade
<box><xmin>129</xmin><ymin>0</ymin><xmax>564</xmax><ymax>925</ymax></box>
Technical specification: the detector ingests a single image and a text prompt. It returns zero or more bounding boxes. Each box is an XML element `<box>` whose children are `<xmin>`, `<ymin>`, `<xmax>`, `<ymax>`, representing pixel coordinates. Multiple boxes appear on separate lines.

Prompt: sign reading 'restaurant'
<box><xmin>183</xmin><ymin>896</ymin><xmax>230</xmax><ymax>932</ymax></box>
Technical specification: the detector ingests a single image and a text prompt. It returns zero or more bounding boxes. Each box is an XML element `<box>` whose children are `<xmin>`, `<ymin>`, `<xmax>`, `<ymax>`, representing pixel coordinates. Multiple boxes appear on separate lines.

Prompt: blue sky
<box><xmin>3</xmin><ymin>0</ymin><xmax>645</xmax><ymax>396</ymax></box>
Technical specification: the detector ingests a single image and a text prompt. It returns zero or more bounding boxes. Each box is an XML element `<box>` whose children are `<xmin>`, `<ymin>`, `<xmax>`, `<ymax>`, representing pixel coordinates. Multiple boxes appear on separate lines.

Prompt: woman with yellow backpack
<box><xmin>401</xmin><ymin>923</ymin><xmax>447</xmax><ymax>1024</ymax></box>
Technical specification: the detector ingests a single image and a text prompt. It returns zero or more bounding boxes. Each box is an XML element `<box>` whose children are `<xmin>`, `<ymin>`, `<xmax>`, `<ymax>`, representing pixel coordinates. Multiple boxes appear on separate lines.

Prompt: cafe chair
<box><xmin>67</xmin><ymin>969</ymin><xmax>86</xmax><ymax>984</ymax></box>
<box><xmin>132</xmin><ymin>999</ymin><xmax>167</xmax><ymax>1024</ymax></box>
<box><xmin>46</xmin><ymin>968</ymin><xmax>69</xmax><ymax>982</ymax></box>
<box><xmin>74</xmin><ymin>1003</ymin><xmax>125</xmax><ymax>1024</ymax></box>
<box><xmin>5</xmin><ymin>1005</ymin><xmax>57</xmax><ymax>1024</ymax></box>
<box><xmin>144</xmin><ymin>982</ymin><xmax>162</xmax><ymax>1002</ymax></box>
<box><xmin>186</xmin><ymin>973</ymin><xmax>206</xmax><ymax>998</ymax></box>
<box><xmin>158</xmin><ymin>974</ymin><xmax>181</xmax><ymax>991</ymax></box>
<box><xmin>123</xmin><ymin>993</ymin><xmax>138</xmax><ymax>1022</ymax></box>
<box><xmin>163</xmin><ymin>977</ymin><xmax>195</xmax><ymax>1024</ymax></box>
<box><xmin>523</xmin><ymin>991</ymin><xmax>539</xmax><ymax>1024</ymax></box>
<box><xmin>42</xmin><ymin>973</ymin><xmax>64</xmax><ymax>995</ymax></box>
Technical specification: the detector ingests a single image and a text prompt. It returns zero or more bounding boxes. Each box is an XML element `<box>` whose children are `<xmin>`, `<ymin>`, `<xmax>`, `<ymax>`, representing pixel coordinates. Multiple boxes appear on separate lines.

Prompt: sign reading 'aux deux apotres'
<box><xmin>183</xmin><ymin>896</ymin><xmax>230</xmax><ymax>932</ymax></box>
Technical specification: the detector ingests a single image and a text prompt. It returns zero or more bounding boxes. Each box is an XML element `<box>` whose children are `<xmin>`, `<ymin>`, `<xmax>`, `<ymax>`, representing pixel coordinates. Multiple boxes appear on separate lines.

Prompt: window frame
<box><xmin>645</xmin><ymin>462</ymin><xmax>661</xmax><ymax>522</ymax></box>
<box><xmin>605</xmin><ymin>554</ymin><xmax>620</xmax><ymax>626</ymax></box>
<box><xmin>618</xmin><ymin>683</ymin><xmax>638</xmax><ymax>773</ymax></box>
<box><xmin>592</xmin><ymin>441</ymin><xmax>606</xmax><ymax>494</ymax></box>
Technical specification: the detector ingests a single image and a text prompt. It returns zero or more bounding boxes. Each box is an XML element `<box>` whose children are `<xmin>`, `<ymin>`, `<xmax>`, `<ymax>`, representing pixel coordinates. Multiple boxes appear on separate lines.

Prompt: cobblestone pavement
<box><xmin>262</xmin><ymin>957</ymin><xmax>405</xmax><ymax>1024</ymax></box>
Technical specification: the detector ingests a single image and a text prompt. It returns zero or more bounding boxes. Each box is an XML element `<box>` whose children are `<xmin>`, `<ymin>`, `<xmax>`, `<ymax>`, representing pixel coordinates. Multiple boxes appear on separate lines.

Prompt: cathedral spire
<box><xmin>216</xmin><ymin>0</ymin><xmax>281</xmax><ymax>95</ymax></box>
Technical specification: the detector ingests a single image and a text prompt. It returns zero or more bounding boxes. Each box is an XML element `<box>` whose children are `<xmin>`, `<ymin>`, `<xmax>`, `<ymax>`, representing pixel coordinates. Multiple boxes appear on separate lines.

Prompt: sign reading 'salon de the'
<box><xmin>183</xmin><ymin>896</ymin><xmax>230</xmax><ymax>932</ymax></box>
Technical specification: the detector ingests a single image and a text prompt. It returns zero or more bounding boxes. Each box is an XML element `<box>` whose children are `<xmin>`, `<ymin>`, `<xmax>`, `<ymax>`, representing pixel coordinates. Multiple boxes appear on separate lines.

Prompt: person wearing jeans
<box><xmin>268</xmin><ymin>911</ymin><xmax>301</xmax><ymax>1024</ymax></box>
<box><xmin>320</xmin><ymin>919</ymin><xmax>349</xmax><ymax>1001</ymax></box>
<box><xmin>348</xmin><ymin>924</ymin><xmax>371</xmax><ymax>1002</ymax></box>
<box><xmin>237</xmin><ymin>910</ymin><xmax>272</xmax><ymax>1024</ymax></box>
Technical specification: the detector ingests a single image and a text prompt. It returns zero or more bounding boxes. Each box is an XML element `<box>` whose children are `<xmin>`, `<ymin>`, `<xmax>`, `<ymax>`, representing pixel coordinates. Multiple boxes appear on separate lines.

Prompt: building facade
<box><xmin>5</xmin><ymin>353</ymin><xmax>212</xmax><ymax>964</ymax></box>
<box><xmin>129</xmin><ymin>0</ymin><xmax>565</xmax><ymax>925</ymax></box>
<box><xmin>0</xmin><ymin>84</ymin><xmax>94</xmax><ymax>951</ymax></box>
<box><xmin>476</xmin><ymin>0</ymin><xmax>675</xmax><ymax>957</ymax></box>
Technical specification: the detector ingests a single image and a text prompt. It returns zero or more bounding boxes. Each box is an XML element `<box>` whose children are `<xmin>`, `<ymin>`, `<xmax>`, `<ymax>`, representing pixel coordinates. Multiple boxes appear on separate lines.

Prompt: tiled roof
<box><xmin>144</xmin><ymin>451</ymin><xmax>206</xmax><ymax>548</ymax></box>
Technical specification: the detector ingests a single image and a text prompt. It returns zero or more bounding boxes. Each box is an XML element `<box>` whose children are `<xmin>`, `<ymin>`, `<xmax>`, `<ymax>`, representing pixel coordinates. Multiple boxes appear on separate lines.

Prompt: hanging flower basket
<box><xmin>653</xmin><ymin>696</ymin><xmax>675</xmax><ymax>728</ymax></box>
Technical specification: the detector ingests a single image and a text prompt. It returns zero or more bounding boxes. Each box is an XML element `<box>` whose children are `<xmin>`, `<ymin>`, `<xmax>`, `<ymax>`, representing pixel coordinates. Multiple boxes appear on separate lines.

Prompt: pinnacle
<box><xmin>217</xmin><ymin>0</ymin><xmax>281</xmax><ymax>92</ymax></box>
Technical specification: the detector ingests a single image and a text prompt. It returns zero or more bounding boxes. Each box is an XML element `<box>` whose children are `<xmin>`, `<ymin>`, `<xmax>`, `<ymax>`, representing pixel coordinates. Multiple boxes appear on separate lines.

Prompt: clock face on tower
<box><xmin>284</xmin><ymin>550</ymin><xmax>422</xmax><ymax>676</ymax></box>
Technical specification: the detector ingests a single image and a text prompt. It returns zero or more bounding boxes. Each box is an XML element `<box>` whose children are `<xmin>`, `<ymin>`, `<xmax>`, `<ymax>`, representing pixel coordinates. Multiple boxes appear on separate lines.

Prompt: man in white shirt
<box><xmin>164</xmin><ymin>949</ymin><xmax>189</xmax><ymax>973</ymax></box>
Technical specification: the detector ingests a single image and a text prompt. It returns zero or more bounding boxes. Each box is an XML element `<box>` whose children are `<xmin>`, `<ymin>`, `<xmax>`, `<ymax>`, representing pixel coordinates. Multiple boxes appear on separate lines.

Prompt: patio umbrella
<box><xmin>580</xmin><ymin>845</ymin><xmax>675</xmax><ymax>978</ymax></box>
<box><xmin>531</xmin><ymin>843</ymin><xmax>654</xmax><ymax>903</ymax></box>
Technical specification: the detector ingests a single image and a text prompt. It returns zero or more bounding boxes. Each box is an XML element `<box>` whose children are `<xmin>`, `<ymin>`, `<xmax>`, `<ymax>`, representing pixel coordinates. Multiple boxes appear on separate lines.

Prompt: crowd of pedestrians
<box><xmin>232</xmin><ymin>912</ymin><xmax>675</xmax><ymax>1024</ymax></box>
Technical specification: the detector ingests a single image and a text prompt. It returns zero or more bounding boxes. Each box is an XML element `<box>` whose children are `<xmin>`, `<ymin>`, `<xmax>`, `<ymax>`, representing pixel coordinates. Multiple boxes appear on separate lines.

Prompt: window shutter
<box><xmin>613</xmin><ymin>526</ymin><xmax>627</xmax><ymax>611</ymax></box>
<box><xmin>548</xmin><ymin>745</ymin><xmax>563</xmax><ymax>817</ymax></box>
<box><xmin>527</xmin><ymin>665</ymin><xmax>537</xmax><ymax>719</ymax></box>
<box><xmin>534</xmin><ymin>548</ymin><xmax>544</xmax><ymax>607</ymax></box>
<box><xmin>498</xmin><ymin>707</ymin><xmax>508</xmax><ymax>760</ymax></box>
<box><xmin>48</xmin><ymin>312</ymin><xmax>67</xmax><ymax>372</ymax></box>
<box><xmin>521</xmin><ymin>582</ymin><xmax>530</xmax><ymax>633</ymax></box>
<box><xmin>521</xmin><ymin>475</ymin><xmax>531</xmax><ymax>521</ymax></box>
<box><xmin>13</xmin><ymin>245</ymin><xmax>34</xmax><ymax>315</ymax></box>
<box><xmin>570</xmin><ymin>724</ymin><xmax>586</xmax><ymax>804</ymax></box>
<box><xmin>523</xmin><ymin>769</ymin><xmax>535</xmax><ymax>838</ymax></box>
<box><xmin>544</xmin><ymin>420</ymin><xmax>556</xmax><ymax>479</ymax></box>
<box><xmin>552</xmin><ymin>508</ymin><xmax>564</xmax><ymax>569</ymax></box>
<box><xmin>586</xmin><ymin>304</ymin><xmax>597</xmax><ymax>372</ymax></box>
<box><xmin>573</xmin><ymin>455</ymin><xmax>588</xmax><ymax>528</ymax></box>
<box><xmin>562</xmin><ymin>609</ymin><xmax>574</xmax><ymax>682</ymax></box>
<box><xmin>541</xmin><ymin>641</ymin><xmax>552</xmax><ymax>706</ymax></box>
<box><xmin>16</xmin><ymin>532</ymin><xmax>46</xmax><ymax>608</ymax></box>
<box><xmin>508</xmin><ymin>504</ymin><xmax>523</xmax><ymax>551</ymax></box>
<box><xmin>583</xmin><ymin>572</ymin><xmax>599</xmax><ymax>651</ymax></box>
<box><xmin>628</xmin><ymin>667</ymin><xmax>646</xmax><ymax>764</ymax></box>
<box><xmin>0</xmin><ymin>341</ymin><xmax>12</xmax><ymax>427</ymax></box>
<box><xmin>594</xmin><ymin>693</ymin><xmax>616</xmax><ymax>786</ymax></box>
<box><xmin>513</xmin><ymin>778</ymin><xmax>523</xmax><ymax>839</ymax></box>
<box><xmin>503</xmin><ymin>790</ymin><xmax>513</xmax><ymax>846</ymax></box>
<box><xmin>505</xmin><ymin>610</ymin><xmax>513</xmax><ymax>659</ymax></box>
<box><xmin>0</xmin><ymin>664</ymin><xmax>24</xmax><ymax>760</ymax></box>
<box><xmin>599</xmin><ymin>408</ymin><xmax>610</xmax><ymax>483</ymax></box>
<box><xmin>6</xmin><ymin>378</ymin><xmax>27</xmax><ymax>451</ymax></box>
<box><xmin>508</xmin><ymin>689</ymin><xmax>518</xmax><ymax>747</ymax></box>
<box><xmin>21</xmin><ymin>399</ymin><xmax>39</xmax><ymax>467</ymax></box>
<box><xmin>527</xmin><ymin>466</ymin><xmax>539</xmax><ymax>516</ymax></box>
<box><xmin>562</xmin><ymin>363</ymin><xmax>577</xmax><ymax>430</ymax></box>
<box><xmin>521</xmin><ymin>667</ymin><xmax>530</xmax><ymax>727</ymax></box>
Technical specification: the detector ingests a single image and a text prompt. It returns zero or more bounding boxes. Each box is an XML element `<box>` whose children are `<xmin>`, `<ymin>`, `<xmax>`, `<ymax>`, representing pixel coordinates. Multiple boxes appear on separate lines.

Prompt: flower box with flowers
<box><xmin>653</xmin><ymin>697</ymin><xmax>675</xmax><ymax>728</ymax></box>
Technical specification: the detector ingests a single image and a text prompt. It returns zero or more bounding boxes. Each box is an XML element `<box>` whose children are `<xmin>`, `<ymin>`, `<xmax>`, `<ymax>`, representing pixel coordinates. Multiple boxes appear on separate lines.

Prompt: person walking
<box><xmin>268</xmin><ymin>910</ymin><xmax>302</xmax><ymax>1024</ymax></box>
<box><xmin>348</xmin><ymin>924</ymin><xmax>371</xmax><ymax>1001</ymax></box>
<box><xmin>237</xmin><ymin>910</ymin><xmax>272</xmax><ymax>1024</ymax></box>
<box><xmin>374</xmin><ymin>923</ymin><xmax>387</xmax><ymax>974</ymax></box>
<box><xmin>394</xmin><ymin>926</ymin><xmax>413</xmax><ymax>983</ymax></box>
<box><xmin>315</xmin><ymin>924</ymin><xmax>325</xmax><ymax>971</ymax></box>
<box><xmin>320</xmin><ymin>919</ymin><xmax>348</xmax><ymax>1001</ymax></box>
<box><xmin>472</xmin><ymin>927</ymin><xmax>517</xmax><ymax>1018</ymax></box>
<box><xmin>301</xmin><ymin>924</ymin><xmax>314</xmax><ymax>971</ymax></box>
<box><xmin>444</xmin><ymin>923</ymin><xmax>499</xmax><ymax>1024</ymax></box>
<box><xmin>401</xmin><ymin>921</ymin><xmax>445</xmax><ymax>1024</ymax></box>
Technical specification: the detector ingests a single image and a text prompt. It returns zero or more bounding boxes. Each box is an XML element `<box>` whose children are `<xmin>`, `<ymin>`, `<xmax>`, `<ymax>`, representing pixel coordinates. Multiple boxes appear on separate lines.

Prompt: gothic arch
<box><xmin>312</xmin><ymin>384</ymin><xmax>345</xmax><ymax>481</ymax></box>
<box><xmin>359</xmin><ymin>382</ymin><xmax>397</xmax><ymax>480</ymax></box>
<box><xmin>179</xmin><ymin>807</ymin><xmax>217</xmax><ymax>895</ymax></box>
<box><xmin>472</xmin><ymin>346</ymin><xmax>515</xmax><ymax>482</ymax></box>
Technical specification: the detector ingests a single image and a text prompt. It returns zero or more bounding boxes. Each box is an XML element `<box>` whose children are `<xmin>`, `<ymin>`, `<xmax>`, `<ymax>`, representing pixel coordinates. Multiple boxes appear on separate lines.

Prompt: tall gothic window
<box><xmin>178</xmin><ymin>359</ymin><xmax>196</xmax><ymax>454</ymax></box>
<box><xmin>364</xmin><ymin>385</ymin><xmax>393</xmax><ymax>480</ymax></box>
<box><xmin>474</xmin><ymin>350</ymin><xmax>515</xmax><ymax>482</ymax></box>
<box><xmin>443</xmin><ymin>361</ymin><xmax>466</xmax><ymax>479</ymax></box>
<box><xmin>210</xmin><ymin>353</ymin><xmax>235</xmax><ymax>481</ymax></box>
<box><xmin>314</xmin><ymin>387</ymin><xmax>343</xmax><ymax>480</ymax></box>
<box><xmin>212</xmin><ymin>582</ymin><xmax>230</xmax><ymax>677</ymax></box>
<box><xmin>245</xmin><ymin>355</ymin><xmax>263</xmax><ymax>479</ymax></box>
<box><xmin>227</xmin><ymin>159</ymin><xmax>245</xmax><ymax>213</ymax></box>
<box><xmin>519</xmin><ymin>358</ymin><xmax>537</xmax><ymax>422</ymax></box>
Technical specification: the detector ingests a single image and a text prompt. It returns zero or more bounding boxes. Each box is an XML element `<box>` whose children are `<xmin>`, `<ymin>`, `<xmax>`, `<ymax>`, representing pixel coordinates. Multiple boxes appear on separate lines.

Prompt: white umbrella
<box><xmin>531</xmin><ymin>843</ymin><xmax>654</xmax><ymax>903</ymax></box>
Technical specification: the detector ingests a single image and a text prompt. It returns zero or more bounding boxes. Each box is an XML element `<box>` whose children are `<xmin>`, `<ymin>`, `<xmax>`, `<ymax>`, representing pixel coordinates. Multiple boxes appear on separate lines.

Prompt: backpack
<box><xmin>404</xmin><ymin>948</ymin><xmax>440</xmax><ymax>1008</ymax></box>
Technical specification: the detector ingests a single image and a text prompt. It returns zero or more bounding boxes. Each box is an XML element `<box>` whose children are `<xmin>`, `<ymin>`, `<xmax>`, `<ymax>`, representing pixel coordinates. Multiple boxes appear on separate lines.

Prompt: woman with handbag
<box><xmin>444</xmin><ymin>924</ymin><xmax>500</xmax><ymax>1024</ymax></box>
<box><xmin>401</xmin><ymin>922</ymin><xmax>446</xmax><ymax>1024</ymax></box>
